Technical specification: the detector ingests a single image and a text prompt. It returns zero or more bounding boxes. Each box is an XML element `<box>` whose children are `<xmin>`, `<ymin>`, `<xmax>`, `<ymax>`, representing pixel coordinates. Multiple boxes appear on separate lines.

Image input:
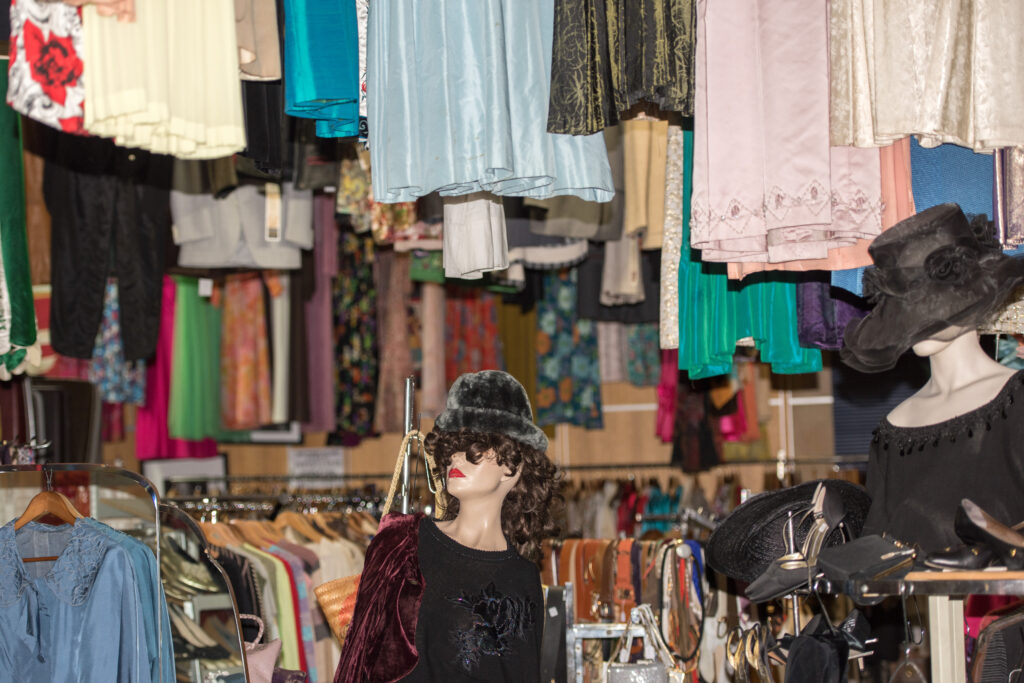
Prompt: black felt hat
<box><xmin>433</xmin><ymin>370</ymin><xmax>548</xmax><ymax>452</ymax></box>
<box><xmin>705</xmin><ymin>480</ymin><xmax>871</xmax><ymax>584</ymax></box>
<box><xmin>842</xmin><ymin>203</ymin><xmax>1024</xmax><ymax>373</ymax></box>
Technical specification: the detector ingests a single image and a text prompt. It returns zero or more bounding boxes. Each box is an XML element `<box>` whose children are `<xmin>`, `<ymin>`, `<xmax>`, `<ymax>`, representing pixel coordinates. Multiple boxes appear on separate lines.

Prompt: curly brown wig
<box><xmin>425</xmin><ymin>428</ymin><xmax>561</xmax><ymax>563</ymax></box>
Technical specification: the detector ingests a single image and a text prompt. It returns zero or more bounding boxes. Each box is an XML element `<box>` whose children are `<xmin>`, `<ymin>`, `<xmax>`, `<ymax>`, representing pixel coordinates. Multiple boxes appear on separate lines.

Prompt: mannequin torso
<box><xmin>863</xmin><ymin>328</ymin><xmax>1024</xmax><ymax>552</ymax></box>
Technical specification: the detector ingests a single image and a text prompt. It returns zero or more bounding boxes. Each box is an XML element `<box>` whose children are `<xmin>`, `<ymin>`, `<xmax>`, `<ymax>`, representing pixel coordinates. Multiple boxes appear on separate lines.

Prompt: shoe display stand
<box><xmin>842</xmin><ymin>570</ymin><xmax>1024</xmax><ymax>683</ymax></box>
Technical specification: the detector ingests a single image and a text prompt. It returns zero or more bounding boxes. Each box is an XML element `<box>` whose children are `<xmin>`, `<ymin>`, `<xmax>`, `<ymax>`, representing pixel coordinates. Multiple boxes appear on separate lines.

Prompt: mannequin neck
<box><xmin>925</xmin><ymin>331</ymin><xmax>1002</xmax><ymax>395</ymax></box>
<box><xmin>887</xmin><ymin>330</ymin><xmax>1015</xmax><ymax>427</ymax></box>
<box><xmin>436</xmin><ymin>498</ymin><xmax>507</xmax><ymax>552</ymax></box>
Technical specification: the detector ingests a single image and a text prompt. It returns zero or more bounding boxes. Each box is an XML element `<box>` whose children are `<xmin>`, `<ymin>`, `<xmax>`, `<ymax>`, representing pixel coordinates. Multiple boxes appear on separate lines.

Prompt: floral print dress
<box><xmin>535</xmin><ymin>268</ymin><xmax>603</xmax><ymax>429</ymax></box>
<box><xmin>7</xmin><ymin>0</ymin><xmax>86</xmax><ymax>133</ymax></box>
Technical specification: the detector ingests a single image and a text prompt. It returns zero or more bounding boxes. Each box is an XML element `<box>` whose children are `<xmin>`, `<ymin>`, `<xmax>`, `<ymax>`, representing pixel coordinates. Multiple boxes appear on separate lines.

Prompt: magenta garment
<box><xmin>717</xmin><ymin>387</ymin><xmax>748</xmax><ymax>442</ymax></box>
<box><xmin>303</xmin><ymin>194</ymin><xmax>340</xmax><ymax>432</ymax></box>
<box><xmin>136</xmin><ymin>276</ymin><xmax>217</xmax><ymax>460</ymax></box>
<box><xmin>656</xmin><ymin>349</ymin><xmax>677</xmax><ymax>443</ymax></box>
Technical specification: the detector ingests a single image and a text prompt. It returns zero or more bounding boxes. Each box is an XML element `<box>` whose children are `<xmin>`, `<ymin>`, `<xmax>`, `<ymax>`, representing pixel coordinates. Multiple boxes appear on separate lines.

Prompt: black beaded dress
<box><xmin>862</xmin><ymin>370</ymin><xmax>1024</xmax><ymax>553</ymax></box>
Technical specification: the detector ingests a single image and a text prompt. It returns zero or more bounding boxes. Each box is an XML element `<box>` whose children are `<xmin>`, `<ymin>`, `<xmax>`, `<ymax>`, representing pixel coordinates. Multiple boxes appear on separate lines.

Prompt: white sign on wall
<box><xmin>286</xmin><ymin>447</ymin><xmax>347</xmax><ymax>490</ymax></box>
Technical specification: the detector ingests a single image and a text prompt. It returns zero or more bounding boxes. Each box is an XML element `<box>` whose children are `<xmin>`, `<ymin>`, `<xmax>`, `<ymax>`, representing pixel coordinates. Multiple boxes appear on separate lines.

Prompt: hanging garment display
<box><xmin>283</xmin><ymin>0</ymin><xmax>359</xmax><ymax>137</ymax></box>
<box><xmin>236</xmin><ymin>0</ymin><xmax>282</xmax><ymax>81</ymax></box>
<box><xmin>171</xmin><ymin>182</ymin><xmax>314</xmax><ymax>270</ymax></box>
<box><xmin>367</xmin><ymin>0</ymin><xmax>613</xmax><ymax>203</ymax></box>
<box><xmin>831</xmin><ymin>138</ymin><xmax>916</xmax><ymax>296</ymax></box>
<box><xmin>795</xmin><ymin>278</ymin><xmax>869</xmax><ymax>352</ymax></box>
<box><xmin>660</xmin><ymin>124</ymin><xmax>684</xmax><ymax>349</ymax></box>
<box><xmin>829</xmin><ymin>0</ymin><xmax>1024</xmax><ymax>152</ymax></box>
<box><xmin>444</xmin><ymin>287</ymin><xmax>502</xmax><ymax>382</ymax></box>
<box><xmin>6</xmin><ymin>0</ymin><xmax>86</xmax><ymax>134</ymax></box>
<box><xmin>536</xmin><ymin>268</ymin><xmax>603</xmax><ymax>429</ymax></box>
<box><xmin>329</xmin><ymin>229</ymin><xmax>377</xmax><ymax>444</ymax></box>
<box><xmin>909</xmin><ymin>137</ymin><xmax>993</xmax><ymax>217</ymax></box>
<box><xmin>87</xmin><ymin>279</ymin><xmax>146</xmax><ymax>405</ymax></box>
<box><xmin>597</xmin><ymin>321</ymin><xmax>627</xmax><ymax>384</ymax></box>
<box><xmin>45</xmin><ymin>133</ymin><xmax>170</xmax><ymax>361</ymax></box>
<box><xmin>374</xmin><ymin>250</ymin><xmax>413</xmax><ymax>433</ymax></box>
<box><xmin>220</xmin><ymin>273</ymin><xmax>273</xmax><ymax>431</ymax></box>
<box><xmin>0</xmin><ymin>67</ymin><xmax>39</xmax><ymax>377</ymax></box>
<box><xmin>690</xmin><ymin>0</ymin><xmax>881</xmax><ymax>264</ymax></box>
<box><xmin>546</xmin><ymin>0</ymin><xmax>696</xmax><ymax>135</ymax></box>
<box><xmin>442</xmin><ymin>192</ymin><xmax>509</xmax><ymax>280</ymax></box>
<box><xmin>656</xmin><ymin>349</ymin><xmax>678</xmax><ymax>442</ymax></box>
<box><xmin>996</xmin><ymin>147</ymin><xmax>1024</xmax><ymax>249</ymax></box>
<box><xmin>303</xmin><ymin>194</ymin><xmax>340</xmax><ymax>433</ymax></box>
<box><xmin>80</xmin><ymin>0</ymin><xmax>246</xmax><ymax>159</ymax></box>
<box><xmin>167</xmin><ymin>276</ymin><xmax>224</xmax><ymax>443</ymax></box>
<box><xmin>578</xmin><ymin>243</ymin><xmax>661</xmax><ymax>324</ymax></box>
<box><xmin>0</xmin><ymin>516</ymin><xmax>175</xmax><ymax>681</ymax></box>
<box><xmin>420</xmin><ymin>283</ymin><xmax>448</xmax><ymax>416</ymax></box>
<box><xmin>623</xmin><ymin>117</ymin><xmax>668</xmax><ymax>249</ymax></box>
<box><xmin>528</xmin><ymin>125</ymin><xmax>625</xmax><ymax>242</ymax></box>
<box><xmin>505</xmin><ymin>198</ymin><xmax>589</xmax><ymax>275</ymax></box>
<box><xmin>136</xmin><ymin>276</ymin><xmax>217</xmax><ymax>460</ymax></box>
<box><xmin>625</xmin><ymin>323</ymin><xmax>661</xmax><ymax>386</ymax></box>
<box><xmin>369</xmin><ymin>199</ymin><xmax>417</xmax><ymax>246</ymax></box>
<box><xmin>677</xmin><ymin>129</ymin><xmax>823</xmax><ymax>378</ymax></box>
<box><xmin>269</xmin><ymin>274</ymin><xmax>291</xmax><ymax>424</ymax></box>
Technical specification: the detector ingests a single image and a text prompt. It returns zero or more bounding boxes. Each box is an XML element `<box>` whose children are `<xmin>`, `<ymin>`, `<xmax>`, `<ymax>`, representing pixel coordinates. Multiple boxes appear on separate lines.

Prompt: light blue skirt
<box><xmin>368</xmin><ymin>0</ymin><xmax>614</xmax><ymax>203</ymax></box>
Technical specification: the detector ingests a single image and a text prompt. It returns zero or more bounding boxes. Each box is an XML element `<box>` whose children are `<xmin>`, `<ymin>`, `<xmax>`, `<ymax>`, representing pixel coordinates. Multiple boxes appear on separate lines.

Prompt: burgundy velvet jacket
<box><xmin>334</xmin><ymin>512</ymin><xmax>426</xmax><ymax>683</ymax></box>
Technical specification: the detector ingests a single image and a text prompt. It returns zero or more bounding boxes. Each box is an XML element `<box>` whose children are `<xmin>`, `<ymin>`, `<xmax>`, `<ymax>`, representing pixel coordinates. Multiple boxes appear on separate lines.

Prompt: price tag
<box><xmin>265</xmin><ymin>183</ymin><xmax>282</xmax><ymax>242</ymax></box>
<box><xmin>198</xmin><ymin>278</ymin><xmax>213</xmax><ymax>298</ymax></box>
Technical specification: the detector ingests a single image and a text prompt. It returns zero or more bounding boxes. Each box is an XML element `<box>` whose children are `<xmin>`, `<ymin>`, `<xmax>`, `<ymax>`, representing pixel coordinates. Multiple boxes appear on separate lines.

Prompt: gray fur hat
<box><xmin>433</xmin><ymin>370</ymin><xmax>548</xmax><ymax>452</ymax></box>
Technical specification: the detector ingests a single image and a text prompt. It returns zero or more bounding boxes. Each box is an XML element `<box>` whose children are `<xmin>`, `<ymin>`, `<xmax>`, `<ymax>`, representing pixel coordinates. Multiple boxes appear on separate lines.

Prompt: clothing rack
<box><xmin>164</xmin><ymin>471</ymin><xmax>397</xmax><ymax>493</ymax></box>
<box><xmin>167</xmin><ymin>491</ymin><xmax>382</xmax><ymax>519</ymax></box>
<box><xmin>639</xmin><ymin>508</ymin><xmax>718</xmax><ymax>532</ymax></box>
<box><xmin>0</xmin><ymin>463</ymin><xmax>165</xmax><ymax>683</ymax></box>
<box><xmin>560</xmin><ymin>455</ymin><xmax>867</xmax><ymax>472</ymax></box>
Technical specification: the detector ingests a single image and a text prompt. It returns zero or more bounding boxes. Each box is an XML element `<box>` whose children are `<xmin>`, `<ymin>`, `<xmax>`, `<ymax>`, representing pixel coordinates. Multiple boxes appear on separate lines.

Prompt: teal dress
<box><xmin>283</xmin><ymin>0</ymin><xmax>360</xmax><ymax>137</ymax></box>
<box><xmin>677</xmin><ymin>128</ymin><xmax>821</xmax><ymax>379</ymax></box>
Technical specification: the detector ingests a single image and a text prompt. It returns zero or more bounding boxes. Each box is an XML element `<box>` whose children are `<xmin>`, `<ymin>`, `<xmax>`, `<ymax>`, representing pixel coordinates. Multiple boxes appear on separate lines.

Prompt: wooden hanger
<box><xmin>15</xmin><ymin>472</ymin><xmax>85</xmax><ymax>563</ymax></box>
<box><xmin>273</xmin><ymin>510</ymin><xmax>325</xmax><ymax>543</ymax></box>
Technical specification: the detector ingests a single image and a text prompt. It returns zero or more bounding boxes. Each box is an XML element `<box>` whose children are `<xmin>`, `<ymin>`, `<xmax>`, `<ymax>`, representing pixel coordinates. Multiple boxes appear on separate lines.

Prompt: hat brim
<box><xmin>842</xmin><ymin>255</ymin><xmax>1024</xmax><ymax>373</ymax></box>
<box><xmin>706</xmin><ymin>480</ymin><xmax>871</xmax><ymax>584</ymax></box>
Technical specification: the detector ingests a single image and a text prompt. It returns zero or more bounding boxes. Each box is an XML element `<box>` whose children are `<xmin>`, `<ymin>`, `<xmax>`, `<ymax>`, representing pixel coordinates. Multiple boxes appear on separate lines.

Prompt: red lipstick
<box><xmin>449</xmin><ymin>468</ymin><xmax>465</xmax><ymax>478</ymax></box>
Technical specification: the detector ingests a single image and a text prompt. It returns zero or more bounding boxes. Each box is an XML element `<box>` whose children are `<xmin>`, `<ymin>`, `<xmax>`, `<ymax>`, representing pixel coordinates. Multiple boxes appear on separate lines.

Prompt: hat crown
<box><xmin>869</xmin><ymin>203</ymin><xmax>981</xmax><ymax>272</ymax></box>
<box><xmin>433</xmin><ymin>370</ymin><xmax>549</xmax><ymax>452</ymax></box>
<box><xmin>445</xmin><ymin>370</ymin><xmax>533</xmax><ymax>422</ymax></box>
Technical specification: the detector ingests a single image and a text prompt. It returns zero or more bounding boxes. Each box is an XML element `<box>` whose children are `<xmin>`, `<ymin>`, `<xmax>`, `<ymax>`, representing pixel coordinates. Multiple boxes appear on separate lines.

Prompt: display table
<box><xmin>844</xmin><ymin>570</ymin><xmax>1024</xmax><ymax>683</ymax></box>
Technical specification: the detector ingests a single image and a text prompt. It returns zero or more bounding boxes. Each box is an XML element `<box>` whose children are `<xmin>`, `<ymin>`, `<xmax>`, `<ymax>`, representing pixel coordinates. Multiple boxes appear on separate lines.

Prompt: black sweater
<box><xmin>399</xmin><ymin>517</ymin><xmax>542</xmax><ymax>682</ymax></box>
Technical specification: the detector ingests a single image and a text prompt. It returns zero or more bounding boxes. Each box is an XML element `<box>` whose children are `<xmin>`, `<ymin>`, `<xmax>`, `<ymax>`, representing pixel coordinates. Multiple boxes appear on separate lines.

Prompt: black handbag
<box><xmin>817</xmin><ymin>535</ymin><xmax>915</xmax><ymax>583</ymax></box>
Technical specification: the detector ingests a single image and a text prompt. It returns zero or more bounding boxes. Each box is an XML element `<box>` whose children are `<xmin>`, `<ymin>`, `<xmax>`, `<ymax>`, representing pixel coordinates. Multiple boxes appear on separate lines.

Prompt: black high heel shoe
<box><xmin>958</xmin><ymin>499</ymin><xmax>1024</xmax><ymax>570</ymax></box>
<box><xmin>924</xmin><ymin>506</ymin><xmax>1024</xmax><ymax>570</ymax></box>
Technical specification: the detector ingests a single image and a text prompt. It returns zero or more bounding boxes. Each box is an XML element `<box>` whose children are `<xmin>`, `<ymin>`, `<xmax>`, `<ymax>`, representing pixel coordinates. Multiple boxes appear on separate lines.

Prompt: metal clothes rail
<box><xmin>558</xmin><ymin>456</ymin><xmax>867</xmax><ymax>472</ymax></box>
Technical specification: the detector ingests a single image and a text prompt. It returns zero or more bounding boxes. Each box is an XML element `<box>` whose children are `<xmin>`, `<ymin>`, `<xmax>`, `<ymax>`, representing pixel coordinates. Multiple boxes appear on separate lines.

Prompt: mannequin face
<box><xmin>446</xmin><ymin>449</ymin><xmax>521</xmax><ymax>504</ymax></box>
<box><xmin>911</xmin><ymin>325</ymin><xmax>974</xmax><ymax>356</ymax></box>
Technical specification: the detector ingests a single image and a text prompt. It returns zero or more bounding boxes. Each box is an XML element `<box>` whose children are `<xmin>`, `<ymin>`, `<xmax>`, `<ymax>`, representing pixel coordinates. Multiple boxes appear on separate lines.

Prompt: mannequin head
<box><xmin>911</xmin><ymin>325</ymin><xmax>974</xmax><ymax>357</ymax></box>
<box><xmin>425</xmin><ymin>428</ymin><xmax>558</xmax><ymax>562</ymax></box>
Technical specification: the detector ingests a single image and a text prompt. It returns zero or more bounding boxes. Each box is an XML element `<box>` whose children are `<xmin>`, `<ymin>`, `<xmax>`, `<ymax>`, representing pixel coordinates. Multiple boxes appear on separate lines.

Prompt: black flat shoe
<box><xmin>959</xmin><ymin>499</ymin><xmax>1024</xmax><ymax>570</ymax></box>
<box><xmin>924</xmin><ymin>543</ymin><xmax>994</xmax><ymax>570</ymax></box>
